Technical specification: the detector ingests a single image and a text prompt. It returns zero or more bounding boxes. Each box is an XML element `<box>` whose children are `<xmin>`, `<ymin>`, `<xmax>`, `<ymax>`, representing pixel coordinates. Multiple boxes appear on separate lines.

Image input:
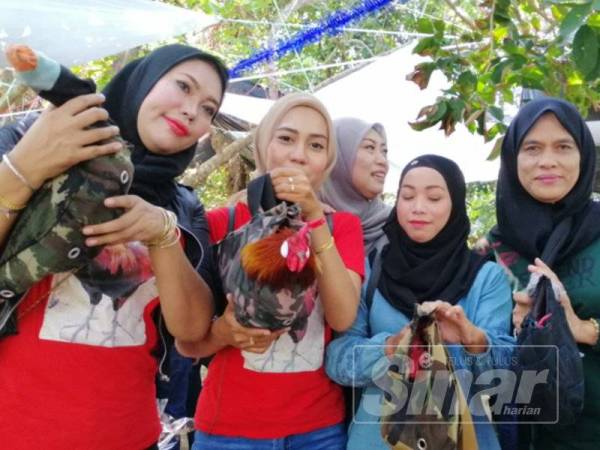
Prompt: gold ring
<box><xmin>291</xmin><ymin>183</ymin><xmax>295</xmax><ymax>192</ymax></box>
<box><xmin>288</xmin><ymin>176</ymin><xmax>293</xmax><ymax>184</ymax></box>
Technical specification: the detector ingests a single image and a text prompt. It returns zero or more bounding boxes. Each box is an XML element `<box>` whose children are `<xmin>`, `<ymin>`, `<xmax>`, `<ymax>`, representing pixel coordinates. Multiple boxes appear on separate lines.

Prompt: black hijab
<box><xmin>490</xmin><ymin>97</ymin><xmax>600</xmax><ymax>267</ymax></box>
<box><xmin>378</xmin><ymin>155</ymin><xmax>488</xmax><ymax>316</ymax></box>
<box><xmin>102</xmin><ymin>44</ymin><xmax>229</xmax><ymax>208</ymax></box>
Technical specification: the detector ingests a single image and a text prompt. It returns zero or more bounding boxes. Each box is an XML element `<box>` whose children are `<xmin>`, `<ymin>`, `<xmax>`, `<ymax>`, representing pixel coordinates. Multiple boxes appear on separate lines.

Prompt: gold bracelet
<box><xmin>313</xmin><ymin>236</ymin><xmax>335</xmax><ymax>255</ymax></box>
<box><xmin>589</xmin><ymin>318</ymin><xmax>600</xmax><ymax>346</ymax></box>
<box><xmin>144</xmin><ymin>209</ymin><xmax>178</xmax><ymax>248</ymax></box>
<box><xmin>0</xmin><ymin>192</ymin><xmax>27</xmax><ymax>212</ymax></box>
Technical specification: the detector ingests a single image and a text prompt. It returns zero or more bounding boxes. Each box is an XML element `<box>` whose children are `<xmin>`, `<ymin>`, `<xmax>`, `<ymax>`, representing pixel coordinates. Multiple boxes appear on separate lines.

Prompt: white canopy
<box><xmin>221</xmin><ymin>46</ymin><xmax>501</xmax><ymax>191</ymax></box>
<box><xmin>0</xmin><ymin>0</ymin><xmax>216</xmax><ymax>68</ymax></box>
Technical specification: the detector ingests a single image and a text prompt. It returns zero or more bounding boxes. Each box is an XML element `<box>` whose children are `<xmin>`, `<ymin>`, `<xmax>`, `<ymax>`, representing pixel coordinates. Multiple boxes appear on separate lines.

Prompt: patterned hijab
<box><xmin>320</xmin><ymin>117</ymin><xmax>391</xmax><ymax>254</ymax></box>
<box><xmin>253</xmin><ymin>93</ymin><xmax>336</xmax><ymax>189</ymax></box>
<box><xmin>490</xmin><ymin>97</ymin><xmax>600</xmax><ymax>266</ymax></box>
<box><xmin>102</xmin><ymin>44</ymin><xmax>228</xmax><ymax>208</ymax></box>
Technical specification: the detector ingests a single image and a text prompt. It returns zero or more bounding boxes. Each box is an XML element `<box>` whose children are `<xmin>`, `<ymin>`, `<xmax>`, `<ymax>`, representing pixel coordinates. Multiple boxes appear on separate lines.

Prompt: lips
<box><xmin>164</xmin><ymin>116</ymin><xmax>189</xmax><ymax>137</ymax></box>
<box><xmin>535</xmin><ymin>174</ymin><xmax>561</xmax><ymax>184</ymax></box>
<box><xmin>408</xmin><ymin>220</ymin><xmax>429</xmax><ymax>228</ymax></box>
<box><xmin>372</xmin><ymin>171</ymin><xmax>387</xmax><ymax>180</ymax></box>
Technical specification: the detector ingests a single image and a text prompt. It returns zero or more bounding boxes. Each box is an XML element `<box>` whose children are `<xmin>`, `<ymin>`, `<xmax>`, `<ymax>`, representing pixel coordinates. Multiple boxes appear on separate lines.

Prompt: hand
<box><xmin>270</xmin><ymin>167</ymin><xmax>323</xmax><ymax>220</ymax></box>
<box><xmin>384</xmin><ymin>325</ymin><xmax>410</xmax><ymax>358</ymax></box>
<box><xmin>213</xmin><ymin>298</ymin><xmax>289</xmax><ymax>353</ymax></box>
<box><xmin>472</xmin><ymin>237</ymin><xmax>490</xmax><ymax>255</ymax></box>
<box><xmin>512</xmin><ymin>291</ymin><xmax>532</xmax><ymax>335</ymax></box>
<box><xmin>9</xmin><ymin>93</ymin><xmax>122</xmax><ymax>188</ymax></box>
<box><xmin>82</xmin><ymin>195</ymin><xmax>168</xmax><ymax>247</ymax></box>
<box><xmin>424</xmin><ymin>300</ymin><xmax>488</xmax><ymax>353</ymax></box>
<box><xmin>528</xmin><ymin>257</ymin><xmax>597</xmax><ymax>344</ymax></box>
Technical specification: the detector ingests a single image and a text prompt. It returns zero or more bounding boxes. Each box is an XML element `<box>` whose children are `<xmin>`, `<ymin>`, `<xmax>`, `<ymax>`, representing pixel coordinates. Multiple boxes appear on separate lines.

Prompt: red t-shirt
<box><xmin>195</xmin><ymin>202</ymin><xmax>364</xmax><ymax>438</ymax></box>
<box><xmin>0</xmin><ymin>242</ymin><xmax>163</xmax><ymax>450</ymax></box>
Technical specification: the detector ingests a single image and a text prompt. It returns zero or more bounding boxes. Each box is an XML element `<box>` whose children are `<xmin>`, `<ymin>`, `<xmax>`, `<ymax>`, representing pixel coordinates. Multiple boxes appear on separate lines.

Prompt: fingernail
<box><xmin>97</xmin><ymin>93</ymin><xmax>105</xmax><ymax>101</ymax></box>
<box><xmin>86</xmin><ymin>238</ymin><xmax>97</xmax><ymax>246</ymax></box>
<box><xmin>82</xmin><ymin>226</ymin><xmax>92</xmax><ymax>235</ymax></box>
<box><xmin>105</xmin><ymin>198</ymin><xmax>114</xmax><ymax>206</ymax></box>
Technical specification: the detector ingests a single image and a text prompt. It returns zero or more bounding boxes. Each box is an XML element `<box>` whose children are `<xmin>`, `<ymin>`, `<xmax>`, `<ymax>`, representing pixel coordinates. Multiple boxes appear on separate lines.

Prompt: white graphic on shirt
<box><xmin>241</xmin><ymin>298</ymin><xmax>325</xmax><ymax>373</ymax></box>
<box><xmin>38</xmin><ymin>243</ymin><xmax>157</xmax><ymax>347</ymax></box>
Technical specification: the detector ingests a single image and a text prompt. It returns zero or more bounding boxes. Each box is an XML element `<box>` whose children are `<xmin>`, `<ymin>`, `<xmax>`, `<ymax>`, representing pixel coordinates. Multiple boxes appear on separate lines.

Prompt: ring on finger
<box><xmin>290</xmin><ymin>183</ymin><xmax>295</xmax><ymax>192</ymax></box>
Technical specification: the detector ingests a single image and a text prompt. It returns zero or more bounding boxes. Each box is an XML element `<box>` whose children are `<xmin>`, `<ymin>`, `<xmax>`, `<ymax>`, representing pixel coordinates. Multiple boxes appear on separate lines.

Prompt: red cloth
<box><xmin>195</xmin><ymin>202</ymin><xmax>364</xmax><ymax>438</ymax></box>
<box><xmin>0</xmin><ymin>248</ymin><xmax>163</xmax><ymax>449</ymax></box>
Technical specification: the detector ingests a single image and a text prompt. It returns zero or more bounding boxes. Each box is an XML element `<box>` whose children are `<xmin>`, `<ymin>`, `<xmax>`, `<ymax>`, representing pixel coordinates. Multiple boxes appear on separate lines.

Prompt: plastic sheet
<box><xmin>0</xmin><ymin>0</ymin><xmax>216</xmax><ymax>68</ymax></box>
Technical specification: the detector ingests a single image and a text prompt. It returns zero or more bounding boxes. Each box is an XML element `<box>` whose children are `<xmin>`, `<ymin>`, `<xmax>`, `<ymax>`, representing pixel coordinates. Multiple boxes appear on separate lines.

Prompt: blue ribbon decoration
<box><xmin>230</xmin><ymin>0</ymin><xmax>402</xmax><ymax>78</ymax></box>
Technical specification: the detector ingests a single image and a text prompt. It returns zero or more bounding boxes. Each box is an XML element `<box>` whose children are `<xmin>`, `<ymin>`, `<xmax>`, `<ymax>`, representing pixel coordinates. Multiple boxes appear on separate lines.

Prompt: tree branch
<box><xmin>443</xmin><ymin>0</ymin><xmax>479</xmax><ymax>31</ymax></box>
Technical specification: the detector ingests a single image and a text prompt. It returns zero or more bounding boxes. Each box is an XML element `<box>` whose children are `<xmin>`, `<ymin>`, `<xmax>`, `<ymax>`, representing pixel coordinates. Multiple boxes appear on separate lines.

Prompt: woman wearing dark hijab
<box><xmin>486</xmin><ymin>97</ymin><xmax>600</xmax><ymax>450</ymax></box>
<box><xmin>320</xmin><ymin>118</ymin><xmax>391</xmax><ymax>254</ymax></box>
<box><xmin>326</xmin><ymin>154</ymin><xmax>514</xmax><ymax>450</ymax></box>
<box><xmin>0</xmin><ymin>44</ymin><xmax>227</xmax><ymax>449</ymax></box>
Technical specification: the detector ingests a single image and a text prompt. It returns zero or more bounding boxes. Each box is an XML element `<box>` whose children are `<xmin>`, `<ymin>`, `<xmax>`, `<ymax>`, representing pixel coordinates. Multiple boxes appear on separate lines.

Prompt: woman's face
<box><xmin>137</xmin><ymin>59</ymin><xmax>222</xmax><ymax>155</ymax></box>
<box><xmin>264</xmin><ymin>106</ymin><xmax>329</xmax><ymax>187</ymax></box>
<box><xmin>517</xmin><ymin>113</ymin><xmax>581</xmax><ymax>204</ymax></box>
<box><xmin>396</xmin><ymin>167</ymin><xmax>452</xmax><ymax>243</ymax></box>
<box><xmin>351</xmin><ymin>129</ymin><xmax>388</xmax><ymax>199</ymax></box>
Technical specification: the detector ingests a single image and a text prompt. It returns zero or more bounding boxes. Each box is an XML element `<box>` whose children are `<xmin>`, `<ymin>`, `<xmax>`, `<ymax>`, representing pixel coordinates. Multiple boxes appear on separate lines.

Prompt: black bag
<box><xmin>514</xmin><ymin>274</ymin><xmax>584</xmax><ymax>424</ymax></box>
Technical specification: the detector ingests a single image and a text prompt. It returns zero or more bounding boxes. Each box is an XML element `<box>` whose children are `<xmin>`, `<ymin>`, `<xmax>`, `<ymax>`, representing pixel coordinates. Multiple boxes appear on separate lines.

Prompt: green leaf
<box><xmin>559</xmin><ymin>3</ymin><xmax>594</xmax><ymax>39</ymax></box>
<box><xmin>488</xmin><ymin>105</ymin><xmax>505</xmax><ymax>121</ymax></box>
<box><xmin>572</xmin><ymin>25</ymin><xmax>599</xmax><ymax>75</ymax></box>
<box><xmin>416</xmin><ymin>18</ymin><xmax>435</xmax><ymax>34</ymax></box>
<box><xmin>585</xmin><ymin>50</ymin><xmax>600</xmax><ymax>79</ymax></box>
<box><xmin>486</xmin><ymin>137</ymin><xmax>504</xmax><ymax>161</ymax></box>
<box><xmin>457</xmin><ymin>71</ymin><xmax>478</xmax><ymax>93</ymax></box>
<box><xmin>588</xmin><ymin>12</ymin><xmax>600</xmax><ymax>27</ymax></box>
<box><xmin>413</xmin><ymin>37</ymin><xmax>441</xmax><ymax>57</ymax></box>
<box><xmin>491</xmin><ymin>60</ymin><xmax>511</xmax><ymax>83</ymax></box>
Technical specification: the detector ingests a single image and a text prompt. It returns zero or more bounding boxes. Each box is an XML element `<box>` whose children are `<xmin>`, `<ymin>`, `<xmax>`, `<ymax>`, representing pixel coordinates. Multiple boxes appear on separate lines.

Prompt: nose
<box><xmin>538</xmin><ymin>149</ymin><xmax>557</xmax><ymax>168</ymax></box>
<box><xmin>412</xmin><ymin>196</ymin><xmax>426</xmax><ymax>214</ymax></box>
<box><xmin>375</xmin><ymin>149</ymin><xmax>388</xmax><ymax>168</ymax></box>
<box><xmin>289</xmin><ymin>142</ymin><xmax>307</xmax><ymax>165</ymax></box>
<box><xmin>181</xmin><ymin>98</ymin><xmax>197</xmax><ymax>122</ymax></box>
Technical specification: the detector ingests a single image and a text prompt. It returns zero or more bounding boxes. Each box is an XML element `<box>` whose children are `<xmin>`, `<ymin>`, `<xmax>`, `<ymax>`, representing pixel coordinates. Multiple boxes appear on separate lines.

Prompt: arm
<box><xmin>326</xmin><ymin>282</ymin><xmax>394</xmax><ymax>386</ymax></box>
<box><xmin>0</xmin><ymin>95</ymin><xmax>121</xmax><ymax>248</ymax></box>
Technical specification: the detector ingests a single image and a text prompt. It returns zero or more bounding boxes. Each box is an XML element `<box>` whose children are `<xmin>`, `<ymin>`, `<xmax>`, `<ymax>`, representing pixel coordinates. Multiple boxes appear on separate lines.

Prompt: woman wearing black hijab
<box><xmin>487</xmin><ymin>97</ymin><xmax>600</xmax><ymax>450</ymax></box>
<box><xmin>0</xmin><ymin>44</ymin><xmax>227</xmax><ymax>449</ymax></box>
<box><xmin>326</xmin><ymin>154</ymin><xmax>514</xmax><ymax>450</ymax></box>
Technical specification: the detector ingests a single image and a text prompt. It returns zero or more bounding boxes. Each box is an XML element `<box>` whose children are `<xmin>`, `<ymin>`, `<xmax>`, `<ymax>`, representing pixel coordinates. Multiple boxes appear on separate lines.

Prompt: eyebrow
<box><xmin>182</xmin><ymin>72</ymin><xmax>219</xmax><ymax>107</ymax></box>
<box><xmin>362</xmin><ymin>138</ymin><xmax>376</xmax><ymax>145</ymax></box>
<box><xmin>522</xmin><ymin>137</ymin><xmax>576</xmax><ymax>146</ymax></box>
<box><xmin>401</xmin><ymin>184</ymin><xmax>445</xmax><ymax>190</ymax></box>
<box><xmin>275</xmin><ymin>126</ymin><xmax>327</xmax><ymax>140</ymax></box>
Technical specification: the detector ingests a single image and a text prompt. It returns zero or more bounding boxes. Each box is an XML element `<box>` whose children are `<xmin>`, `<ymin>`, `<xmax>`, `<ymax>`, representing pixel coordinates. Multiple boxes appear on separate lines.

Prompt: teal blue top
<box><xmin>325</xmin><ymin>261</ymin><xmax>515</xmax><ymax>450</ymax></box>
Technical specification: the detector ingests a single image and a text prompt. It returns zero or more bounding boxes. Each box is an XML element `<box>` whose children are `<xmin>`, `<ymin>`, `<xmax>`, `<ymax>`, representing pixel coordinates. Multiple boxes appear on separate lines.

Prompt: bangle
<box><xmin>589</xmin><ymin>318</ymin><xmax>600</xmax><ymax>345</ymax></box>
<box><xmin>0</xmin><ymin>192</ymin><xmax>27</xmax><ymax>212</ymax></box>
<box><xmin>144</xmin><ymin>209</ymin><xmax>179</xmax><ymax>248</ymax></box>
<box><xmin>2</xmin><ymin>154</ymin><xmax>35</xmax><ymax>192</ymax></box>
<box><xmin>313</xmin><ymin>236</ymin><xmax>335</xmax><ymax>255</ymax></box>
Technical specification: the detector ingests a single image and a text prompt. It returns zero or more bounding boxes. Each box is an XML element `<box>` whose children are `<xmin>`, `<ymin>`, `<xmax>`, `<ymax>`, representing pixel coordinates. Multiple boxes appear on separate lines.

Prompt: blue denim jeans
<box><xmin>192</xmin><ymin>423</ymin><xmax>346</xmax><ymax>450</ymax></box>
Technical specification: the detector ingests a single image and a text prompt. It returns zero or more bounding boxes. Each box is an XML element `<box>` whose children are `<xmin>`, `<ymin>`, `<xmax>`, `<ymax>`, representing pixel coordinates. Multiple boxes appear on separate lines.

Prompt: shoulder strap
<box><xmin>365</xmin><ymin>246</ymin><xmax>384</xmax><ymax>311</ymax></box>
<box><xmin>227</xmin><ymin>206</ymin><xmax>236</xmax><ymax>234</ymax></box>
<box><xmin>325</xmin><ymin>213</ymin><xmax>334</xmax><ymax>232</ymax></box>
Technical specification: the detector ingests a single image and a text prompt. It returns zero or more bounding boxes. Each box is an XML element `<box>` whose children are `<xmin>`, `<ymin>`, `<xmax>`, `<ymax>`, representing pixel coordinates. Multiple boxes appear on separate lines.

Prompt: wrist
<box><xmin>581</xmin><ymin>318</ymin><xmax>599</xmax><ymax>346</ymax></box>
<box><xmin>462</xmin><ymin>326</ymin><xmax>488</xmax><ymax>353</ymax></box>
<box><xmin>9</xmin><ymin>147</ymin><xmax>44</xmax><ymax>189</ymax></box>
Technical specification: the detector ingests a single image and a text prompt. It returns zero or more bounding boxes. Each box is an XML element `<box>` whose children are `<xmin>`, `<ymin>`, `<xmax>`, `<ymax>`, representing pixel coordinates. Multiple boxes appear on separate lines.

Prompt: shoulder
<box><xmin>330</xmin><ymin>211</ymin><xmax>362</xmax><ymax>231</ymax></box>
<box><xmin>470</xmin><ymin>261</ymin><xmax>511</xmax><ymax>296</ymax></box>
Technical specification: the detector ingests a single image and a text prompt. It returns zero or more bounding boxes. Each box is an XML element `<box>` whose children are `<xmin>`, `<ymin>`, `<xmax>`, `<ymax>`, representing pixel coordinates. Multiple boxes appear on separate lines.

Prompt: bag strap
<box><xmin>227</xmin><ymin>205</ymin><xmax>236</xmax><ymax>234</ymax></box>
<box><xmin>247</xmin><ymin>174</ymin><xmax>278</xmax><ymax>217</ymax></box>
<box><xmin>365</xmin><ymin>245</ymin><xmax>384</xmax><ymax>311</ymax></box>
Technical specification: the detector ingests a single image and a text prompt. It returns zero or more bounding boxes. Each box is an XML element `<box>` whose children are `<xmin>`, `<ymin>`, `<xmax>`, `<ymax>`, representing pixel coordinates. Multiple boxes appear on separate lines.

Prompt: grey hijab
<box><xmin>320</xmin><ymin>117</ymin><xmax>391</xmax><ymax>254</ymax></box>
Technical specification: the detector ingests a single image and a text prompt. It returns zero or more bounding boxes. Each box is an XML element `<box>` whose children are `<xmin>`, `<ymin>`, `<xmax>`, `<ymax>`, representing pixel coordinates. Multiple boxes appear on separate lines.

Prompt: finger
<box><xmin>82</xmin><ymin>208</ymin><xmax>137</xmax><ymax>236</ymax></box>
<box><xmin>270</xmin><ymin>167</ymin><xmax>304</xmax><ymax>179</ymax></box>
<box><xmin>62</xmin><ymin>93</ymin><xmax>107</xmax><ymax>116</ymax></box>
<box><xmin>104</xmin><ymin>195</ymin><xmax>140</xmax><ymax>209</ymax></box>
<box><xmin>84</xmin><ymin>229</ymin><xmax>132</xmax><ymax>247</ymax></box>
<box><xmin>78</xmin><ymin>124</ymin><xmax>120</xmax><ymax>147</ymax></box>
<box><xmin>73</xmin><ymin>106</ymin><xmax>110</xmax><ymax>130</ymax></box>
<box><xmin>513</xmin><ymin>291</ymin><xmax>532</xmax><ymax>305</ymax></box>
<box><xmin>78</xmin><ymin>141</ymin><xmax>123</xmax><ymax>161</ymax></box>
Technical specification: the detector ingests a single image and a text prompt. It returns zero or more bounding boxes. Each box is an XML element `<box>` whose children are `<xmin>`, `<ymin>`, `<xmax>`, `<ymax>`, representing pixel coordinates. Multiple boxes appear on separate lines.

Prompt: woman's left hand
<box><xmin>270</xmin><ymin>167</ymin><xmax>323</xmax><ymax>220</ymax></box>
<box><xmin>528</xmin><ymin>258</ymin><xmax>598</xmax><ymax>345</ymax></box>
<box><xmin>421</xmin><ymin>300</ymin><xmax>488</xmax><ymax>353</ymax></box>
<box><xmin>82</xmin><ymin>195</ymin><xmax>167</xmax><ymax>247</ymax></box>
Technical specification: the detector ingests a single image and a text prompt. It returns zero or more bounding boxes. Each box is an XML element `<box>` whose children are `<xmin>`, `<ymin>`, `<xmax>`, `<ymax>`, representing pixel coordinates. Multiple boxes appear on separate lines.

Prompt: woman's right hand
<box><xmin>9</xmin><ymin>93</ymin><xmax>122</xmax><ymax>189</ymax></box>
<box><xmin>512</xmin><ymin>291</ymin><xmax>532</xmax><ymax>334</ymax></box>
<box><xmin>212</xmin><ymin>296</ymin><xmax>289</xmax><ymax>354</ymax></box>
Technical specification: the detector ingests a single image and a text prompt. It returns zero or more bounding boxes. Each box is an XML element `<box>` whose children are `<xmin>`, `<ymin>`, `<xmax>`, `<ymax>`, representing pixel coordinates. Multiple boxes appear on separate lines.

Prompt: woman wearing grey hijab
<box><xmin>320</xmin><ymin>117</ymin><xmax>391</xmax><ymax>254</ymax></box>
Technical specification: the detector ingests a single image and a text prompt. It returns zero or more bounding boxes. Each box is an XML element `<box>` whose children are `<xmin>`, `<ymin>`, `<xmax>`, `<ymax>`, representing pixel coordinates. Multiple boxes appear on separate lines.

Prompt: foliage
<box><xmin>406</xmin><ymin>0</ymin><xmax>600</xmax><ymax>157</ymax></box>
<box><xmin>466</xmin><ymin>181</ymin><xmax>496</xmax><ymax>245</ymax></box>
<box><xmin>197</xmin><ymin>165</ymin><xmax>231</xmax><ymax>208</ymax></box>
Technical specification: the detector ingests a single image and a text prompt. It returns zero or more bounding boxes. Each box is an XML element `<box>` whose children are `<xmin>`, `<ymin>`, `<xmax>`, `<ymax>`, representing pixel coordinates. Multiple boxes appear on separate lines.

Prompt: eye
<box><xmin>558</xmin><ymin>144</ymin><xmax>574</xmax><ymax>151</ymax></box>
<box><xmin>176</xmin><ymin>80</ymin><xmax>191</xmax><ymax>94</ymax></box>
<box><xmin>202</xmin><ymin>104</ymin><xmax>216</xmax><ymax>117</ymax></box>
<box><xmin>310</xmin><ymin>142</ymin><xmax>325</xmax><ymax>151</ymax></box>
<box><xmin>364</xmin><ymin>144</ymin><xmax>376</xmax><ymax>152</ymax></box>
<box><xmin>277</xmin><ymin>134</ymin><xmax>293</xmax><ymax>143</ymax></box>
<box><xmin>381</xmin><ymin>148</ymin><xmax>389</xmax><ymax>156</ymax></box>
<box><xmin>429</xmin><ymin>197</ymin><xmax>442</xmax><ymax>202</ymax></box>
